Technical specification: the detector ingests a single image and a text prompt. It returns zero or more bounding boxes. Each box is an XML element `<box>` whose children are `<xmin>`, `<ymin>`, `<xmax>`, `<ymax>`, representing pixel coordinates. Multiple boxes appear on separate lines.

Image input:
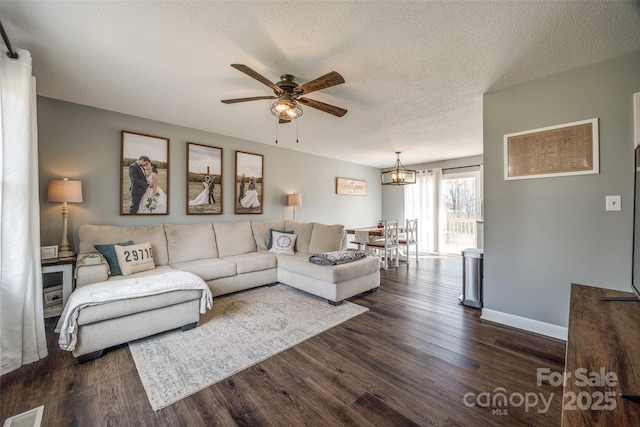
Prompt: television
<box><xmin>633</xmin><ymin>145</ymin><xmax>640</xmax><ymax>301</ymax></box>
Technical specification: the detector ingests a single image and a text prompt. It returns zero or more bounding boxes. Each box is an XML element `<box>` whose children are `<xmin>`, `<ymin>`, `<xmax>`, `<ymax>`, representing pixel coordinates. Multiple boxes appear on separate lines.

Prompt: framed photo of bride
<box><xmin>235</xmin><ymin>151</ymin><xmax>263</xmax><ymax>214</ymax></box>
<box><xmin>120</xmin><ymin>130</ymin><xmax>170</xmax><ymax>215</ymax></box>
<box><xmin>187</xmin><ymin>142</ymin><xmax>223</xmax><ymax>215</ymax></box>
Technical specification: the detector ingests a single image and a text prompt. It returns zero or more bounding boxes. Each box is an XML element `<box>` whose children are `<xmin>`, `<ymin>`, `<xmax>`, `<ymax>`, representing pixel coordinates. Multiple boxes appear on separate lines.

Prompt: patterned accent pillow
<box><xmin>269</xmin><ymin>231</ymin><xmax>297</xmax><ymax>255</ymax></box>
<box><xmin>94</xmin><ymin>240</ymin><xmax>134</xmax><ymax>276</ymax></box>
<box><xmin>267</xmin><ymin>229</ymin><xmax>294</xmax><ymax>249</ymax></box>
<box><xmin>114</xmin><ymin>242</ymin><xmax>156</xmax><ymax>276</ymax></box>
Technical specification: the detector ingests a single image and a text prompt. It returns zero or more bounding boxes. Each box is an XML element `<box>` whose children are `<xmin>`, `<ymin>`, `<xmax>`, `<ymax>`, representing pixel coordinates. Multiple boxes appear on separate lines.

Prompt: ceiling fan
<box><xmin>221</xmin><ymin>64</ymin><xmax>347</xmax><ymax>123</ymax></box>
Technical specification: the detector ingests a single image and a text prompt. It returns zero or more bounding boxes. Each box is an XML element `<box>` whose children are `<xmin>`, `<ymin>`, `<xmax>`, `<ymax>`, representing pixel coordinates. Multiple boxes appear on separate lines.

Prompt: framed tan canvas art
<box><xmin>504</xmin><ymin>118</ymin><xmax>599</xmax><ymax>180</ymax></box>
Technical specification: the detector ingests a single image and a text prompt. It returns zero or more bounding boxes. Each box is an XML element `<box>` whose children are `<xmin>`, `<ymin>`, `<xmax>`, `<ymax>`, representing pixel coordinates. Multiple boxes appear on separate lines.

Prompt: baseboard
<box><xmin>481</xmin><ymin>308</ymin><xmax>568</xmax><ymax>341</ymax></box>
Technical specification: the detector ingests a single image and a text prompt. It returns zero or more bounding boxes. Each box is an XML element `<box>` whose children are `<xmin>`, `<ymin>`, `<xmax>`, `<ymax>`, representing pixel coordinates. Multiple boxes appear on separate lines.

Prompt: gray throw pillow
<box><xmin>94</xmin><ymin>240</ymin><xmax>134</xmax><ymax>276</ymax></box>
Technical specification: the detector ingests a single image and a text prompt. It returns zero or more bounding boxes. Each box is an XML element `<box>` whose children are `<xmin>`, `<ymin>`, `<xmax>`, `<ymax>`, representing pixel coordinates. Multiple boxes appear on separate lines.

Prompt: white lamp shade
<box><xmin>48</xmin><ymin>179</ymin><xmax>83</xmax><ymax>203</ymax></box>
<box><xmin>287</xmin><ymin>193</ymin><xmax>302</xmax><ymax>207</ymax></box>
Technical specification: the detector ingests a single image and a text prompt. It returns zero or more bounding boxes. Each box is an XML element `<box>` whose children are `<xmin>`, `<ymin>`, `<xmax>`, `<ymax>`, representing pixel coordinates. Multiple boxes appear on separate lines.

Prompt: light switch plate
<box><xmin>606</xmin><ymin>195</ymin><xmax>621</xmax><ymax>211</ymax></box>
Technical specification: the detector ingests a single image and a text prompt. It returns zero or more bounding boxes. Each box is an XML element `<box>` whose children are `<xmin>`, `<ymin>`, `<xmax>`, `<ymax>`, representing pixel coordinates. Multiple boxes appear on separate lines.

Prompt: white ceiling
<box><xmin>2</xmin><ymin>1</ymin><xmax>640</xmax><ymax>168</ymax></box>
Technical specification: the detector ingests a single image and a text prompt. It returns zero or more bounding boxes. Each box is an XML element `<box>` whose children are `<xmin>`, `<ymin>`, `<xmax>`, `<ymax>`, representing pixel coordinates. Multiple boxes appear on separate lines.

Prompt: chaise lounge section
<box><xmin>64</xmin><ymin>220</ymin><xmax>380</xmax><ymax>361</ymax></box>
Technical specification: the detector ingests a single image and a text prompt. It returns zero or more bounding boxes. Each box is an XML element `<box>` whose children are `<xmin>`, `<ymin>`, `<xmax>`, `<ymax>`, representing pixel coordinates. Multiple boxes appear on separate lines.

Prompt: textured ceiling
<box><xmin>2</xmin><ymin>1</ymin><xmax>640</xmax><ymax>168</ymax></box>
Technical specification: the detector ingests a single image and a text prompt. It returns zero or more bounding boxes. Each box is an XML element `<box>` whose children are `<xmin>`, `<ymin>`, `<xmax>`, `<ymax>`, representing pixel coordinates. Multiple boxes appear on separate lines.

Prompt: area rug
<box><xmin>128</xmin><ymin>284</ymin><xmax>368</xmax><ymax>411</ymax></box>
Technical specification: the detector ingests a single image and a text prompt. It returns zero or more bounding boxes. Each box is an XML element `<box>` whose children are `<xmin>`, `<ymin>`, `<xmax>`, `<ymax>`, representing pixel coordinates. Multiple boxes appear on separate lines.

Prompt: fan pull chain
<box><xmin>296</xmin><ymin>119</ymin><xmax>299</xmax><ymax>143</ymax></box>
<box><xmin>275</xmin><ymin>118</ymin><xmax>278</xmax><ymax>144</ymax></box>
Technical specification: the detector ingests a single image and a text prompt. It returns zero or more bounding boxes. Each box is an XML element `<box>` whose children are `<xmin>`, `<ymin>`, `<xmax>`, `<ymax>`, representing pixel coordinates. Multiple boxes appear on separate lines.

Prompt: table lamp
<box><xmin>48</xmin><ymin>178</ymin><xmax>83</xmax><ymax>258</ymax></box>
<box><xmin>287</xmin><ymin>193</ymin><xmax>302</xmax><ymax>221</ymax></box>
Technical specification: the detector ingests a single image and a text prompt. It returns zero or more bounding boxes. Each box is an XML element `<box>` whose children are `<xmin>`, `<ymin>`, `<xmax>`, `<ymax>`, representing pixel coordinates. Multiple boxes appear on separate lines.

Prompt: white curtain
<box><xmin>0</xmin><ymin>46</ymin><xmax>47</xmax><ymax>375</ymax></box>
<box><xmin>404</xmin><ymin>168</ymin><xmax>444</xmax><ymax>253</ymax></box>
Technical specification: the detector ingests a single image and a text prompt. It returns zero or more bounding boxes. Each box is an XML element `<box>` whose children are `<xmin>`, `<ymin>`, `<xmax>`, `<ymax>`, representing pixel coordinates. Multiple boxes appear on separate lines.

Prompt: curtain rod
<box><xmin>420</xmin><ymin>164</ymin><xmax>483</xmax><ymax>173</ymax></box>
<box><xmin>443</xmin><ymin>164</ymin><xmax>482</xmax><ymax>171</ymax></box>
<box><xmin>0</xmin><ymin>20</ymin><xmax>19</xmax><ymax>59</ymax></box>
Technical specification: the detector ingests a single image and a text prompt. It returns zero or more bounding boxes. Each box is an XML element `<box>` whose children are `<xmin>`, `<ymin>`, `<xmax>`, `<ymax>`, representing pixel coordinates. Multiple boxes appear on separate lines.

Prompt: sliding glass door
<box><xmin>404</xmin><ymin>166</ymin><xmax>482</xmax><ymax>256</ymax></box>
<box><xmin>442</xmin><ymin>170</ymin><xmax>481</xmax><ymax>254</ymax></box>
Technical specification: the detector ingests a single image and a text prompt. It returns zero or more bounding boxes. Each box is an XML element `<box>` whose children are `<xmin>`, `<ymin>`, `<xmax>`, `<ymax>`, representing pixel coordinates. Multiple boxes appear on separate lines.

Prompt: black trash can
<box><xmin>461</xmin><ymin>248</ymin><xmax>483</xmax><ymax>308</ymax></box>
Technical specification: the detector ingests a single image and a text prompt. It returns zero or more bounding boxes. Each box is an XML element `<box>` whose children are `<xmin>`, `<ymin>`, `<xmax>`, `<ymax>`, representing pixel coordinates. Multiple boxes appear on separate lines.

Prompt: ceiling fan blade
<box><xmin>230</xmin><ymin>64</ymin><xmax>283</xmax><ymax>95</ymax></box>
<box><xmin>221</xmin><ymin>96</ymin><xmax>277</xmax><ymax>104</ymax></box>
<box><xmin>298</xmin><ymin>98</ymin><xmax>347</xmax><ymax>117</ymax></box>
<box><xmin>294</xmin><ymin>71</ymin><xmax>345</xmax><ymax>96</ymax></box>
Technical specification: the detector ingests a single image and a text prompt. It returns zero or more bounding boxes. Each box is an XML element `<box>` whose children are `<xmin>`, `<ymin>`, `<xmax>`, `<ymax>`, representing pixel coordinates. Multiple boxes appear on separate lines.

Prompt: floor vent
<box><xmin>2</xmin><ymin>405</ymin><xmax>43</xmax><ymax>427</ymax></box>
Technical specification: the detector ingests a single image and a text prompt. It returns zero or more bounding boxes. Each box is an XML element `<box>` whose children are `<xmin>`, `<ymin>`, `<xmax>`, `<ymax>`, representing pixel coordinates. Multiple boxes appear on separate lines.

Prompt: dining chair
<box><xmin>399</xmin><ymin>218</ymin><xmax>418</xmax><ymax>264</ymax></box>
<box><xmin>366</xmin><ymin>220</ymin><xmax>399</xmax><ymax>269</ymax></box>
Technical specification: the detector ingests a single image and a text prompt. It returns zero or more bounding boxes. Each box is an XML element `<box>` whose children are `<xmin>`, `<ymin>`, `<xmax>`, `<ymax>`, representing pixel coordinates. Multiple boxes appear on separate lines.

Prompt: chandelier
<box><xmin>270</xmin><ymin>96</ymin><xmax>303</xmax><ymax>120</ymax></box>
<box><xmin>381</xmin><ymin>152</ymin><xmax>416</xmax><ymax>185</ymax></box>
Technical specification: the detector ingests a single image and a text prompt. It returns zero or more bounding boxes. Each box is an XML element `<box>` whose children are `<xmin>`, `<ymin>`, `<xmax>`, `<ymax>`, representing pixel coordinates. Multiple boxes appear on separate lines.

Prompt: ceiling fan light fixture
<box><xmin>381</xmin><ymin>152</ymin><xmax>416</xmax><ymax>185</ymax></box>
<box><xmin>271</xmin><ymin>97</ymin><xmax>303</xmax><ymax>120</ymax></box>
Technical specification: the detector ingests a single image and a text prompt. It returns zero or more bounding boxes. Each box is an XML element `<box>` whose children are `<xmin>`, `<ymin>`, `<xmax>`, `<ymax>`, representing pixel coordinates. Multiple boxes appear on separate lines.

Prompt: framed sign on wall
<box><xmin>336</xmin><ymin>177</ymin><xmax>367</xmax><ymax>196</ymax></box>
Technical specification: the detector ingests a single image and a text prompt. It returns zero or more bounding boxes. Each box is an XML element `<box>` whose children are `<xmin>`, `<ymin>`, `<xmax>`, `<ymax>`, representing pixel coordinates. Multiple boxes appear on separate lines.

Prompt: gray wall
<box><xmin>38</xmin><ymin>97</ymin><xmax>382</xmax><ymax>250</ymax></box>
<box><xmin>483</xmin><ymin>50</ymin><xmax>640</xmax><ymax>327</ymax></box>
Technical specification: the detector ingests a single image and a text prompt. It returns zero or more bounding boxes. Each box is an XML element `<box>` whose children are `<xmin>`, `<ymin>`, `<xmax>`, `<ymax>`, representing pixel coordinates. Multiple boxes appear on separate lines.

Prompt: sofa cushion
<box><xmin>79</xmin><ymin>224</ymin><xmax>169</xmax><ymax>266</ymax></box>
<box><xmin>284</xmin><ymin>220</ymin><xmax>313</xmax><ymax>253</ymax></box>
<box><xmin>308</xmin><ymin>223</ymin><xmax>345</xmax><ymax>254</ymax></box>
<box><xmin>169</xmin><ymin>258</ymin><xmax>236</xmax><ymax>282</ymax></box>
<box><xmin>77</xmin><ymin>289</ymin><xmax>202</xmax><ymax>326</ymax></box>
<box><xmin>165</xmin><ymin>223</ymin><xmax>218</xmax><ymax>263</ymax></box>
<box><xmin>269</xmin><ymin>231</ymin><xmax>297</xmax><ymax>255</ymax></box>
<box><xmin>115</xmin><ymin>242</ymin><xmax>156</xmax><ymax>276</ymax></box>
<box><xmin>213</xmin><ymin>221</ymin><xmax>257</xmax><ymax>257</ymax></box>
<box><xmin>251</xmin><ymin>221</ymin><xmax>285</xmax><ymax>251</ymax></box>
<box><xmin>106</xmin><ymin>265</ymin><xmax>175</xmax><ymax>282</ymax></box>
<box><xmin>276</xmin><ymin>253</ymin><xmax>380</xmax><ymax>284</ymax></box>
<box><xmin>221</xmin><ymin>252</ymin><xmax>277</xmax><ymax>274</ymax></box>
<box><xmin>94</xmin><ymin>240</ymin><xmax>134</xmax><ymax>276</ymax></box>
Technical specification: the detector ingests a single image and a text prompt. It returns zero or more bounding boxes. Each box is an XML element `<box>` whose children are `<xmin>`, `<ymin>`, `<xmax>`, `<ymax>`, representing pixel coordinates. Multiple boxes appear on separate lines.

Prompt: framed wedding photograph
<box><xmin>235</xmin><ymin>151</ymin><xmax>263</xmax><ymax>214</ymax></box>
<box><xmin>187</xmin><ymin>142</ymin><xmax>223</xmax><ymax>215</ymax></box>
<box><xmin>120</xmin><ymin>131</ymin><xmax>170</xmax><ymax>215</ymax></box>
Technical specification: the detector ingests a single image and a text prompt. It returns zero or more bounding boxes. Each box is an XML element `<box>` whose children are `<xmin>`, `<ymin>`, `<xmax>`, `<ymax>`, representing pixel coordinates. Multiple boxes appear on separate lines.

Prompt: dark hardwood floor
<box><xmin>1</xmin><ymin>255</ymin><xmax>566</xmax><ymax>426</ymax></box>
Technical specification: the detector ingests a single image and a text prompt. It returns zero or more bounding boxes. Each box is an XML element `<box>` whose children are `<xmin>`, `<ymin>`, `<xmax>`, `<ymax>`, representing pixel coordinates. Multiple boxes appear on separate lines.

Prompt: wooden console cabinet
<box><xmin>563</xmin><ymin>283</ymin><xmax>640</xmax><ymax>426</ymax></box>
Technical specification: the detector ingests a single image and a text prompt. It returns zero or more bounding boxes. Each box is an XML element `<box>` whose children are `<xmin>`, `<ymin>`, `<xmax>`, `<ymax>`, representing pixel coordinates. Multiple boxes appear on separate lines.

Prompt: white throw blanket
<box><xmin>55</xmin><ymin>270</ymin><xmax>213</xmax><ymax>352</ymax></box>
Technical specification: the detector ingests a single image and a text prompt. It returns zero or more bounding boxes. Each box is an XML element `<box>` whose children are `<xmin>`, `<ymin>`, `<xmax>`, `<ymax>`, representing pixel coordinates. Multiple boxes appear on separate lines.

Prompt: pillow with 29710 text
<box><xmin>114</xmin><ymin>242</ymin><xmax>156</xmax><ymax>276</ymax></box>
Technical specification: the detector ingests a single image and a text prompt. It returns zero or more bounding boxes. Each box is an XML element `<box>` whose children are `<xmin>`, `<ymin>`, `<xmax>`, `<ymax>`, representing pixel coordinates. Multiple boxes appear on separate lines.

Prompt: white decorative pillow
<box><xmin>114</xmin><ymin>242</ymin><xmax>156</xmax><ymax>276</ymax></box>
<box><xmin>268</xmin><ymin>231</ymin><xmax>297</xmax><ymax>255</ymax></box>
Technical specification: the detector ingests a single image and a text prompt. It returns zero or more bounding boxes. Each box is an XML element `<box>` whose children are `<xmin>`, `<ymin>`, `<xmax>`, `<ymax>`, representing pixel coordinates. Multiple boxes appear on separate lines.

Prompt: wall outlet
<box><xmin>606</xmin><ymin>195</ymin><xmax>621</xmax><ymax>211</ymax></box>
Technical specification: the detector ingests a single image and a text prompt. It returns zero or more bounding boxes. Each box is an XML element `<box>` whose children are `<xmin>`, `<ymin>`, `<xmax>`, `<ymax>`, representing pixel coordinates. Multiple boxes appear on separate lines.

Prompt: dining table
<box><xmin>346</xmin><ymin>226</ymin><xmax>406</xmax><ymax>236</ymax></box>
<box><xmin>346</xmin><ymin>226</ymin><xmax>406</xmax><ymax>249</ymax></box>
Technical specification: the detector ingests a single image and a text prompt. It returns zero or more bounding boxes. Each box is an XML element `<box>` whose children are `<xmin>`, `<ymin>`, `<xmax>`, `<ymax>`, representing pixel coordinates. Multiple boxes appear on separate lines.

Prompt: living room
<box><xmin>2</xmin><ymin>2</ymin><xmax>640</xmax><ymax>426</ymax></box>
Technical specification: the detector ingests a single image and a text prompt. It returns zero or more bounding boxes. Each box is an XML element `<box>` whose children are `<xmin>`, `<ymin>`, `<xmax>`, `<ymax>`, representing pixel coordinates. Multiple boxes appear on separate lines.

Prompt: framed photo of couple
<box><xmin>235</xmin><ymin>151</ymin><xmax>263</xmax><ymax>214</ymax></box>
<box><xmin>187</xmin><ymin>142</ymin><xmax>223</xmax><ymax>215</ymax></box>
<box><xmin>120</xmin><ymin>131</ymin><xmax>169</xmax><ymax>215</ymax></box>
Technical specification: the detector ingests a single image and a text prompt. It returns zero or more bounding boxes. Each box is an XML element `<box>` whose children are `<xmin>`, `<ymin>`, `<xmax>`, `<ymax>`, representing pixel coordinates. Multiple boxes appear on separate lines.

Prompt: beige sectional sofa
<box><xmin>68</xmin><ymin>220</ymin><xmax>380</xmax><ymax>361</ymax></box>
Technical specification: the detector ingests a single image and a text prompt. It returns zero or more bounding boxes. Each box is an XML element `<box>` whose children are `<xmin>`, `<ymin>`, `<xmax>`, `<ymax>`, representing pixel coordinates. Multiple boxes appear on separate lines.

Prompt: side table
<box><xmin>41</xmin><ymin>255</ymin><xmax>76</xmax><ymax>318</ymax></box>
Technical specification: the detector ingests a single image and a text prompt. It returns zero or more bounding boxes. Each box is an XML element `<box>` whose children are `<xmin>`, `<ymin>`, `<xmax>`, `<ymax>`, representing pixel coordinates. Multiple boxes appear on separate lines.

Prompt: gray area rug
<box><xmin>129</xmin><ymin>284</ymin><xmax>368</xmax><ymax>411</ymax></box>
